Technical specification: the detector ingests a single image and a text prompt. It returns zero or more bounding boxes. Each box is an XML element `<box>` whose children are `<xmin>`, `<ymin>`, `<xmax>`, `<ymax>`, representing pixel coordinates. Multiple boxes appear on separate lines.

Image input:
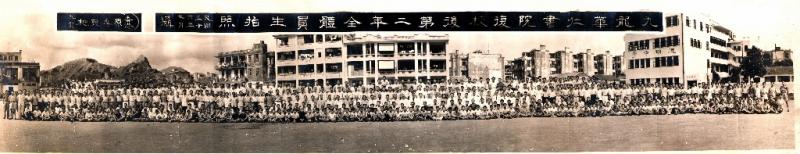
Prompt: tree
<box><xmin>740</xmin><ymin>47</ymin><xmax>770</xmax><ymax>80</ymax></box>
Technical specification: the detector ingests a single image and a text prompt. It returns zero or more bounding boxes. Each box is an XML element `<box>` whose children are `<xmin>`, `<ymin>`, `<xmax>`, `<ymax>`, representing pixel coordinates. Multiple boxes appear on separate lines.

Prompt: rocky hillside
<box><xmin>41</xmin><ymin>55</ymin><xmax>180</xmax><ymax>87</ymax></box>
<box><xmin>112</xmin><ymin>55</ymin><xmax>163</xmax><ymax>85</ymax></box>
<box><xmin>40</xmin><ymin>58</ymin><xmax>116</xmax><ymax>86</ymax></box>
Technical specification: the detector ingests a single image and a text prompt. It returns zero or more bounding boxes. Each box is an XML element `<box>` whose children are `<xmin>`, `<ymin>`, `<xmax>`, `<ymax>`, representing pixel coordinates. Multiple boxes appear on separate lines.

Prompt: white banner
<box><xmin>378</xmin><ymin>43</ymin><xmax>394</xmax><ymax>52</ymax></box>
<box><xmin>378</xmin><ymin>60</ymin><xmax>395</xmax><ymax>69</ymax></box>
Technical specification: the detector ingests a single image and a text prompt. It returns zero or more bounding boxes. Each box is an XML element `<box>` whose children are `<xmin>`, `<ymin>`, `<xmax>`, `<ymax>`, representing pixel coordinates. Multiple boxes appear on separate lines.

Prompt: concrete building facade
<box><xmin>612</xmin><ymin>55</ymin><xmax>624</xmax><ymax>76</ymax></box>
<box><xmin>449</xmin><ymin>50</ymin><xmax>505</xmax><ymax>81</ymax></box>
<box><xmin>623</xmin><ymin>13</ymin><xmax>739</xmax><ymax>86</ymax></box>
<box><xmin>272</xmin><ymin>34</ymin><xmax>449</xmax><ymax>87</ymax></box>
<box><xmin>593</xmin><ymin>51</ymin><xmax>614</xmax><ymax>76</ymax></box>
<box><xmin>1</xmin><ymin>50</ymin><xmax>40</xmax><ymax>94</ymax></box>
<box><xmin>215</xmin><ymin>41</ymin><xmax>275</xmax><ymax>83</ymax></box>
<box><xmin>520</xmin><ymin>45</ymin><xmax>616</xmax><ymax>79</ymax></box>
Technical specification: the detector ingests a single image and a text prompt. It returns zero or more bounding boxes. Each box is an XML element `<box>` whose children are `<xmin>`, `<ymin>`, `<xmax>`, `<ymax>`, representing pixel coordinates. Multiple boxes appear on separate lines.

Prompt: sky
<box><xmin>0</xmin><ymin>0</ymin><xmax>797</xmax><ymax>73</ymax></box>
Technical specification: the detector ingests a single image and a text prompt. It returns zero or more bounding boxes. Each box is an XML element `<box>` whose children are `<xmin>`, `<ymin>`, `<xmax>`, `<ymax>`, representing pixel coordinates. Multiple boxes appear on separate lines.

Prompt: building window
<box><xmin>628</xmin><ymin>60</ymin><xmax>634</xmax><ymax>69</ymax></box>
<box><xmin>665</xmin><ymin>57</ymin><xmax>673</xmax><ymax>66</ymax></box>
<box><xmin>277</xmin><ymin>37</ymin><xmax>290</xmax><ymax>46</ymax></box>
<box><xmin>316</xmin><ymin>64</ymin><xmax>324</xmax><ymax>73</ymax></box>
<box><xmin>672</xmin><ymin>56</ymin><xmax>679</xmax><ymax>66</ymax></box>
<box><xmin>325</xmin><ymin>48</ymin><xmax>342</xmax><ymax>57</ymax></box>
<box><xmin>632</xmin><ymin>40</ymin><xmax>650</xmax><ymax>51</ymax></box>
<box><xmin>699</xmin><ymin>21</ymin><xmax>703</xmax><ymax>31</ymax></box>
<box><xmin>666</xmin><ymin>15</ymin><xmax>679</xmax><ymax>27</ymax></box>
<box><xmin>638</xmin><ymin>59</ymin><xmax>643</xmax><ymax>68</ymax></box>
<box><xmin>315</xmin><ymin>34</ymin><xmax>324</xmax><ymax>43</ymax></box>
<box><xmin>672</xmin><ymin>36</ymin><xmax>680</xmax><ymax>46</ymax></box>
<box><xmin>654</xmin><ymin>38</ymin><xmax>661</xmax><ymax>48</ymax></box>
<box><xmin>686</xmin><ymin>16</ymin><xmax>690</xmax><ymax>27</ymax></box>
<box><xmin>628</xmin><ymin>42</ymin><xmax>635</xmax><ymax>51</ymax></box>
<box><xmin>690</xmin><ymin>38</ymin><xmax>702</xmax><ymax>48</ymax></box>
<box><xmin>654</xmin><ymin>57</ymin><xmax>663</xmax><ymax>67</ymax></box>
<box><xmin>653</xmin><ymin>56</ymin><xmax>680</xmax><ymax>67</ymax></box>
<box><xmin>325</xmin><ymin>34</ymin><xmax>342</xmax><ymax>42</ymax></box>
<box><xmin>664</xmin><ymin>57</ymin><xmax>671</xmax><ymax>67</ymax></box>
<box><xmin>301</xmin><ymin>35</ymin><xmax>314</xmax><ymax>44</ymax></box>
<box><xmin>710</xmin><ymin>36</ymin><xmax>727</xmax><ymax>46</ymax></box>
<box><xmin>653</xmin><ymin>35</ymin><xmax>681</xmax><ymax>48</ymax></box>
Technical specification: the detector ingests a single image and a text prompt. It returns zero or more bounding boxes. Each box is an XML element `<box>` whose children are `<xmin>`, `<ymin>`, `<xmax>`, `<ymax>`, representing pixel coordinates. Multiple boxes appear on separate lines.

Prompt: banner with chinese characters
<box><xmin>153</xmin><ymin>12</ymin><xmax>662</xmax><ymax>32</ymax></box>
<box><xmin>56</xmin><ymin>13</ymin><xmax>142</xmax><ymax>32</ymax></box>
<box><xmin>56</xmin><ymin>12</ymin><xmax>662</xmax><ymax>32</ymax></box>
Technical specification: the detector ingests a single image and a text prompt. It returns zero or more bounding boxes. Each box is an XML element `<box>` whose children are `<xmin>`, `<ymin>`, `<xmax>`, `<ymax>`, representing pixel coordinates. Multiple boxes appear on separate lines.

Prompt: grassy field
<box><xmin>0</xmin><ymin>113</ymin><xmax>794</xmax><ymax>153</ymax></box>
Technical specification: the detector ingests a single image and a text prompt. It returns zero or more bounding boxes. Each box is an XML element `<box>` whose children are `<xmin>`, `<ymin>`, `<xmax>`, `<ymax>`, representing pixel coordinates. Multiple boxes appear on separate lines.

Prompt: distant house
<box><xmin>764</xmin><ymin>66</ymin><xmax>793</xmax><ymax>83</ymax></box>
<box><xmin>1</xmin><ymin>50</ymin><xmax>40</xmax><ymax>94</ymax></box>
<box><xmin>161</xmin><ymin>66</ymin><xmax>193</xmax><ymax>84</ymax></box>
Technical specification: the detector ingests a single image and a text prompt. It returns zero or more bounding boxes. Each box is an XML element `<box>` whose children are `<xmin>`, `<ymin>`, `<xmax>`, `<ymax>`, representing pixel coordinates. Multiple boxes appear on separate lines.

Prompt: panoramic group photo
<box><xmin>0</xmin><ymin>0</ymin><xmax>796</xmax><ymax>153</ymax></box>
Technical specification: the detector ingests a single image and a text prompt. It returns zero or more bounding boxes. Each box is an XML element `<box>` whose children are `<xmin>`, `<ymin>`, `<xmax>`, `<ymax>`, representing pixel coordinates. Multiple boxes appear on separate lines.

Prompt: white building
<box><xmin>272</xmin><ymin>34</ymin><xmax>449</xmax><ymax>87</ymax></box>
<box><xmin>623</xmin><ymin>13</ymin><xmax>738</xmax><ymax>86</ymax></box>
<box><xmin>593</xmin><ymin>51</ymin><xmax>614</xmax><ymax>76</ymax></box>
<box><xmin>522</xmin><ymin>45</ymin><xmax>615</xmax><ymax>78</ymax></box>
<box><xmin>449</xmin><ymin>50</ymin><xmax>505</xmax><ymax>81</ymax></box>
<box><xmin>1</xmin><ymin>50</ymin><xmax>40</xmax><ymax>93</ymax></box>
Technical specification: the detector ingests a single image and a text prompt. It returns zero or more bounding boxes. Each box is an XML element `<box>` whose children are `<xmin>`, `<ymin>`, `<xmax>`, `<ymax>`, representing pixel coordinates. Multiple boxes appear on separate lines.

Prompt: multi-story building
<box><xmin>1</xmin><ymin>50</ymin><xmax>40</xmax><ymax>93</ymax></box>
<box><xmin>764</xmin><ymin>66</ymin><xmax>793</xmax><ymax>83</ymax></box>
<box><xmin>612</xmin><ymin>55</ymin><xmax>623</xmax><ymax>76</ymax></box>
<box><xmin>766</xmin><ymin>46</ymin><xmax>792</xmax><ymax>64</ymax></box>
<box><xmin>449</xmin><ymin>50</ymin><xmax>505</xmax><ymax>81</ymax></box>
<box><xmin>549</xmin><ymin>49</ymin><xmax>574</xmax><ymax>76</ymax></box>
<box><xmin>272</xmin><ymin>34</ymin><xmax>449</xmax><ymax>87</ymax></box>
<box><xmin>504</xmin><ymin>58</ymin><xmax>524</xmax><ymax>81</ymax></box>
<box><xmin>521</xmin><ymin>45</ymin><xmax>616</xmax><ymax>78</ymax></box>
<box><xmin>573</xmin><ymin>50</ymin><xmax>596</xmax><ymax>76</ymax></box>
<box><xmin>215</xmin><ymin>41</ymin><xmax>275</xmax><ymax>83</ymax></box>
<box><xmin>727</xmin><ymin>40</ymin><xmax>752</xmax><ymax>66</ymax></box>
<box><xmin>449</xmin><ymin>50</ymin><xmax>468</xmax><ymax>80</ymax></box>
<box><xmin>593</xmin><ymin>51</ymin><xmax>614</xmax><ymax>76</ymax></box>
<box><xmin>623</xmin><ymin>13</ymin><xmax>738</xmax><ymax>86</ymax></box>
<box><xmin>522</xmin><ymin>45</ymin><xmax>552</xmax><ymax>78</ymax></box>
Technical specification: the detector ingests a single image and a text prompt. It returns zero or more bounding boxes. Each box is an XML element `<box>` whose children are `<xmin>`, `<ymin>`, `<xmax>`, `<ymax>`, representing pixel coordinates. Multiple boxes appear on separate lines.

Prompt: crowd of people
<box><xmin>0</xmin><ymin>76</ymin><xmax>792</xmax><ymax>123</ymax></box>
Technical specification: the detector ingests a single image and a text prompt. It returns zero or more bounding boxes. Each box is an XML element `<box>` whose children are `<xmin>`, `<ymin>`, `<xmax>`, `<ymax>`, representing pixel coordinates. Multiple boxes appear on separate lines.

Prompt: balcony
<box><xmin>324</xmin><ymin>72</ymin><xmax>343</xmax><ymax>78</ymax></box>
<box><xmin>347</xmin><ymin>54</ymin><xmax>365</xmax><ymax>58</ymax></box>
<box><xmin>349</xmin><ymin>70</ymin><xmax>365</xmax><ymax>76</ymax></box>
<box><xmin>709</xmin><ymin>57</ymin><xmax>730</xmax><ymax>65</ymax></box>
<box><xmin>325</xmin><ymin>55</ymin><xmax>342</xmax><ymax>60</ymax></box>
<box><xmin>398</xmin><ymin>53</ymin><xmax>416</xmax><ymax>57</ymax></box>
<box><xmin>277</xmin><ymin>72</ymin><xmax>296</xmax><ymax>76</ymax></box>
<box><xmin>397</xmin><ymin>70</ymin><xmax>415</xmax><ymax>74</ymax></box>
<box><xmin>430</xmin><ymin>69</ymin><xmax>446</xmax><ymax>73</ymax></box>
<box><xmin>378</xmin><ymin>70</ymin><xmax>396</xmax><ymax>75</ymax></box>
<box><xmin>216</xmin><ymin>62</ymin><xmax>247</xmax><ymax>70</ymax></box>
<box><xmin>431</xmin><ymin>53</ymin><xmax>446</xmax><ymax>57</ymax></box>
<box><xmin>427</xmin><ymin>69</ymin><xmax>447</xmax><ymax>76</ymax></box>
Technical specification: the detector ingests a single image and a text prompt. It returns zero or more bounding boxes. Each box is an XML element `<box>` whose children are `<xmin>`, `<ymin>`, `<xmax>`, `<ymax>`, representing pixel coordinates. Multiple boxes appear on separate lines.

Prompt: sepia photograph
<box><xmin>0</xmin><ymin>0</ymin><xmax>797</xmax><ymax>153</ymax></box>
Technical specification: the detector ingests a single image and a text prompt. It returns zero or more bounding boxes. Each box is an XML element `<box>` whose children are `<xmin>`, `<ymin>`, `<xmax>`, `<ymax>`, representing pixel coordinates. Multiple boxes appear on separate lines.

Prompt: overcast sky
<box><xmin>1</xmin><ymin>0</ymin><xmax>797</xmax><ymax>73</ymax></box>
